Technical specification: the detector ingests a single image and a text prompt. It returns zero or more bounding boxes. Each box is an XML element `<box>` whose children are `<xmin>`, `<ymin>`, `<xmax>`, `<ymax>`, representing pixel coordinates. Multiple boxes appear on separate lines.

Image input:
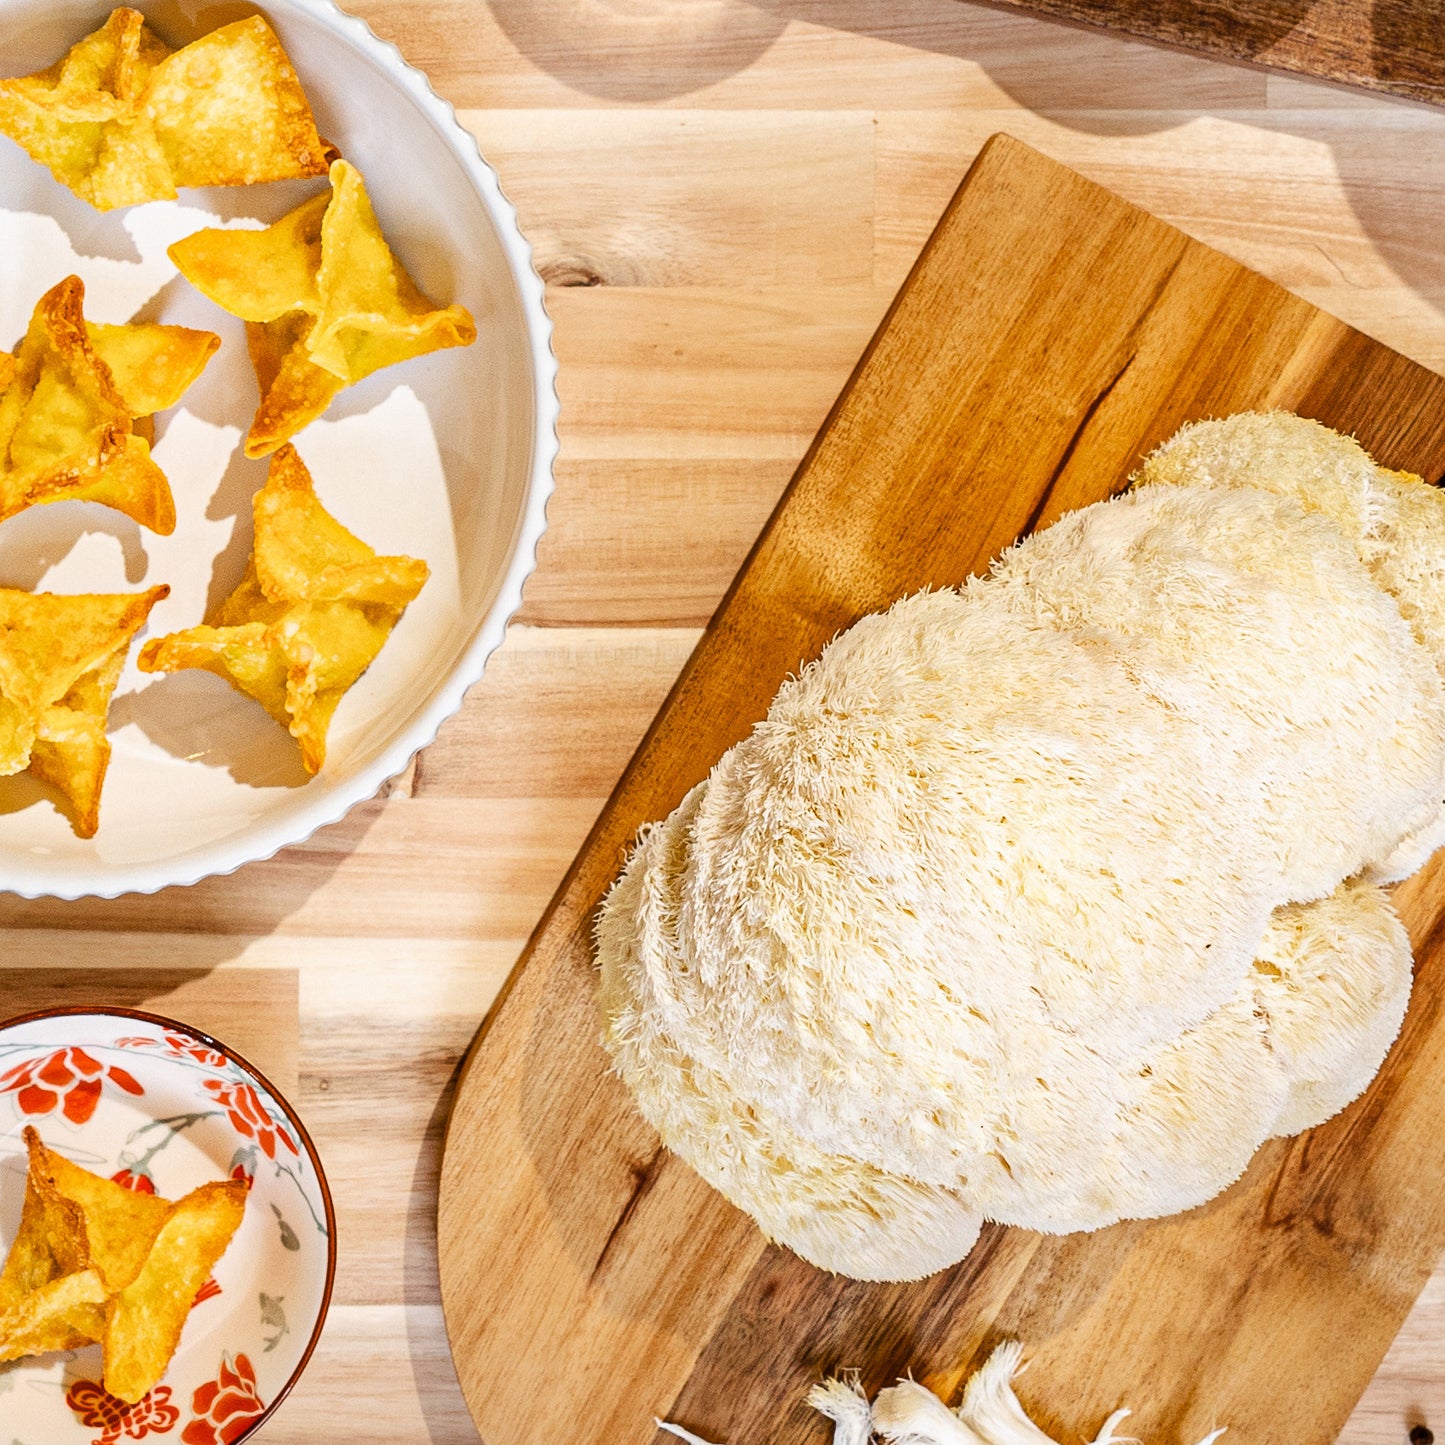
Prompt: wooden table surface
<box><xmin>7</xmin><ymin>2</ymin><xmax>1445</xmax><ymax>1441</ymax></box>
<box><xmin>990</xmin><ymin>0</ymin><xmax>1445</xmax><ymax>111</ymax></box>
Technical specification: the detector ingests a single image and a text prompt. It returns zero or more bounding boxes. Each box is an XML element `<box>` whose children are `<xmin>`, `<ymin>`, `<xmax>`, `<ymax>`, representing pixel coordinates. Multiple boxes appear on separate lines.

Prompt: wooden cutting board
<box><xmin>437</xmin><ymin>133</ymin><xmax>1445</xmax><ymax>1445</ymax></box>
<box><xmin>984</xmin><ymin>0</ymin><xmax>1445</xmax><ymax>109</ymax></box>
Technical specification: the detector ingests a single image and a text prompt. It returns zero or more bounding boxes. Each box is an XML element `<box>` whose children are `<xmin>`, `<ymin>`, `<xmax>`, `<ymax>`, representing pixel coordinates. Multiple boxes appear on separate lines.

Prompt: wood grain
<box><xmin>470</xmin><ymin>111</ymin><xmax>876</xmax><ymax>288</ymax></box>
<box><xmin>437</xmin><ymin>133</ymin><xmax>1445</xmax><ymax>1445</ymax></box>
<box><xmin>6</xmin><ymin>3</ymin><xmax>1445</xmax><ymax>1439</ymax></box>
<box><xmin>341</xmin><ymin>0</ymin><xmax>1275</xmax><ymax>110</ymax></box>
<box><xmin>0</xmin><ymin>969</ymin><xmax>298</xmax><ymax>1094</ymax></box>
<box><xmin>983</xmin><ymin>0</ymin><xmax>1445</xmax><ymax>111</ymax></box>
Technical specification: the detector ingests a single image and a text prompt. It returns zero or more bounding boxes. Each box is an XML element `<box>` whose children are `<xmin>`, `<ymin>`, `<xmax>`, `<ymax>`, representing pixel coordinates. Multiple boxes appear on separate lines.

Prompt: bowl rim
<box><xmin>0</xmin><ymin>1003</ymin><xmax>338</xmax><ymax>1441</ymax></box>
<box><xmin>0</xmin><ymin>0</ymin><xmax>561</xmax><ymax>900</ymax></box>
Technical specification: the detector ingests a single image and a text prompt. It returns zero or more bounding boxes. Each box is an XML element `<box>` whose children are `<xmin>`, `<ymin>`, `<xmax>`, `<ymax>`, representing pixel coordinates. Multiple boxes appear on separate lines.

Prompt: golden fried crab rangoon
<box><xmin>1</xmin><ymin>275</ymin><xmax>218</xmax><ymax>534</ymax></box>
<box><xmin>139</xmin><ymin>444</ymin><xmax>429</xmax><ymax>774</ymax></box>
<box><xmin>168</xmin><ymin>158</ymin><xmax>478</xmax><ymax>457</ymax></box>
<box><xmin>597</xmin><ymin>412</ymin><xmax>1445</xmax><ymax>1283</ymax></box>
<box><xmin>0</xmin><ymin>1127</ymin><xmax>248</xmax><ymax>1403</ymax></box>
<box><xmin>0</xmin><ymin>7</ymin><xmax>335</xmax><ymax>210</ymax></box>
<box><xmin>0</xmin><ymin>583</ymin><xmax>168</xmax><ymax>838</ymax></box>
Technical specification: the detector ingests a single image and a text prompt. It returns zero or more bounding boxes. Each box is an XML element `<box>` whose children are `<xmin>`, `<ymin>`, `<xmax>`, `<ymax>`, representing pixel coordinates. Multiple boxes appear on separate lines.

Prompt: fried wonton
<box><xmin>169</xmin><ymin>158</ymin><xmax>477</xmax><ymax>456</ymax></box>
<box><xmin>1</xmin><ymin>1178</ymin><xmax>79</xmax><ymax>1300</ymax></box>
<box><xmin>0</xmin><ymin>275</ymin><xmax>218</xmax><ymax>534</ymax></box>
<box><xmin>0</xmin><ymin>1129</ymin><xmax>249</xmax><ymax>1402</ymax></box>
<box><xmin>32</xmin><ymin>1141</ymin><xmax>172</xmax><ymax>1295</ymax></box>
<box><xmin>103</xmin><ymin>1180</ymin><xmax>248</xmax><ymax>1403</ymax></box>
<box><xmin>0</xmin><ymin>1268</ymin><xmax>107</xmax><ymax>1364</ymax></box>
<box><xmin>0</xmin><ymin>583</ymin><xmax>168</xmax><ymax>836</ymax></box>
<box><xmin>139</xmin><ymin>444</ymin><xmax>428</xmax><ymax>772</ymax></box>
<box><xmin>0</xmin><ymin>7</ymin><xmax>335</xmax><ymax>210</ymax></box>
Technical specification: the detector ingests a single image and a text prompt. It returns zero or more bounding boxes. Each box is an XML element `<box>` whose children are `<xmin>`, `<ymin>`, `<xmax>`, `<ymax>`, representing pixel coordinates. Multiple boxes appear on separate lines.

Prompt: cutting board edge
<box><xmin>437</xmin><ymin>132</ymin><xmax>1445</xmax><ymax>1445</ymax></box>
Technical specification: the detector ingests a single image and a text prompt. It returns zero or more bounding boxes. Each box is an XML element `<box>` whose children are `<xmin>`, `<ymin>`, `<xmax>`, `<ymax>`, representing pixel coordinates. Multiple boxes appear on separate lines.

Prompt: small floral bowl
<box><xmin>0</xmin><ymin>1008</ymin><xmax>334</xmax><ymax>1445</ymax></box>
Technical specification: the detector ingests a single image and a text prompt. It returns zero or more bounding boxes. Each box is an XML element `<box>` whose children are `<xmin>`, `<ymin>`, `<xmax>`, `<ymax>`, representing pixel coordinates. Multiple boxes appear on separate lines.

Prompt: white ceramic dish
<box><xmin>0</xmin><ymin>0</ymin><xmax>558</xmax><ymax>897</ymax></box>
<box><xmin>0</xmin><ymin>1007</ymin><xmax>335</xmax><ymax>1445</ymax></box>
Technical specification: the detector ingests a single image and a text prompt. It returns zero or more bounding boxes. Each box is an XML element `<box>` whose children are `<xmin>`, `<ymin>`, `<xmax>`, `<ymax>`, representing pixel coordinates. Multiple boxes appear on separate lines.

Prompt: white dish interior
<box><xmin>0</xmin><ymin>0</ymin><xmax>557</xmax><ymax>896</ymax></box>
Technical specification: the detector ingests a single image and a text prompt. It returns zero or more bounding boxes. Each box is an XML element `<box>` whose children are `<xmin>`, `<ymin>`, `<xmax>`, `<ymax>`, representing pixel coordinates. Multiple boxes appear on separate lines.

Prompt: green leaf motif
<box><xmin>270</xmin><ymin>1202</ymin><xmax>301</xmax><ymax>1252</ymax></box>
<box><xmin>260</xmin><ymin>1291</ymin><xmax>290</xmax><ymax>1353</ymax></box>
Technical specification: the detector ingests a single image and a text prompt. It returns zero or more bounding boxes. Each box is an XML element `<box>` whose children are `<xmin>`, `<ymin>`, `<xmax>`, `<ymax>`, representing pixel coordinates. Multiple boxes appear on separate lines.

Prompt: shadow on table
<box><xmin>477</xmin><ymin>0</ymin><xmax>1445</xmax><ymax>329</ymax></box>
<box><xmin>403</xmin><ymin>1061</ymin><xmax>484</xmax><ymax>1444</ymax></box>
<box><xmin>0</xmin><ymin>966</ymin><xmax>303</xmax><ymax>1096</ymax></box>
<box><xmin>0</xmin><ymin>799</ymin><xmax>362</xmax><ymax>1086</ymax></box>
<box><xmin>0</xmin><ymin>795</ymin><xmax>381</xmax><ymax>972</ymax></box>
<box><xmin>485</xmin><ymin>0</ymin><xmax>789</xmax><ymax>101</ymax></box>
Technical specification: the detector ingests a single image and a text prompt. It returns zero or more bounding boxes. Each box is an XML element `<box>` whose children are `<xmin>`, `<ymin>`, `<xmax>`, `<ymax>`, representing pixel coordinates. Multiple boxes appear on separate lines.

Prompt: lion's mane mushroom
<box><xmin>597</xmin><ymin>413</ymin><xmax>1445</xmax><ymax>1281</ymax></box>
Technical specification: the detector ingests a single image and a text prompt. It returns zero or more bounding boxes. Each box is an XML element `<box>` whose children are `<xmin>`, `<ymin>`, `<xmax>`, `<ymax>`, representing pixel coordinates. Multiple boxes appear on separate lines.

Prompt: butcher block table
<box><xmin>8</xmin><ymin>1</ymin><xmax>1445</xmax><ymax>1441</ymax></box>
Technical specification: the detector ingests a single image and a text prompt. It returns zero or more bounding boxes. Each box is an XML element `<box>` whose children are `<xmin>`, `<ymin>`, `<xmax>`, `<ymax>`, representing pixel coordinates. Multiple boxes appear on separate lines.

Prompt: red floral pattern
<box><xmin>111</xmin><ymin>1167</ymin><xmax>157</xmax><ymax>1194</ymax></box>
<box><xmin>0</xmin><ymin>1047</ymin><xmax>143</xmax><ymax>1124</ymax></box>
<box><xmin>202</xmin><ymin>1079</ymin><xmax>296</xmax><ymax>1161</ymax></box>
<box><xmin>182</xmin><ymin>1353</ymin><xmax>265</xmax><ymax>1444</ymax></box>
<box><xmin>117</xmin><ymin>1032</ymin><xmax>227</xmax><ymax>1070</ymax></box>
<box><xmin>193</xmin><ymin>1276</ymin><xmax>223</xmax><ymax>1306</ymax></box>
<box><xmin>66</xmin><ymin>1380</ymin><xmax>179</xmax><ymax>1445</ymax></box>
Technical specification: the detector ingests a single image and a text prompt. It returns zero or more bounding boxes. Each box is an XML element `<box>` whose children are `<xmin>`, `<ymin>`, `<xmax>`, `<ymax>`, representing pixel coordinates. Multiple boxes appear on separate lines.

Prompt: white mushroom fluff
<box><xmin>597</xmin><ymin>412</ymin><xmax>1445</xmax><ymax>1281</ymax></box>
<box><xmin>808</xmin><ymin>1340</ymin><xmax>1224</xmax><ymax>1445</ymax></box>
<box><xmin>661</xmin><ymin>1338</ymin><xmax>1225</xmax><ymax>1445</ymax></box>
